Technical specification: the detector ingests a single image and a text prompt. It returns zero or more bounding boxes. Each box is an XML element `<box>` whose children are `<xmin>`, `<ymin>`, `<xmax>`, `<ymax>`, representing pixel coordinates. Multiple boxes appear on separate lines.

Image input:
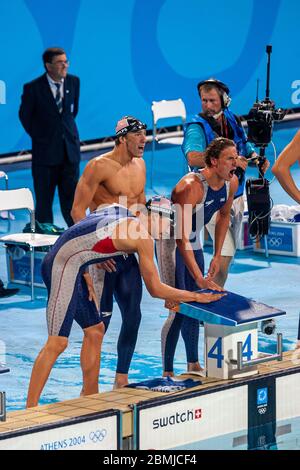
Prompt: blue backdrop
<box><xmin>0</xmin><ymin>0</ymin><xmax>299</xmax><ymax>155</ymax></box>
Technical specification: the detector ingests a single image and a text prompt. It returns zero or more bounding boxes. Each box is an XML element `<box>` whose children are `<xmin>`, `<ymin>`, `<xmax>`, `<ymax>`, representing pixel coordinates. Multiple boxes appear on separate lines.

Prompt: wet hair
<box><xmin>204</xmin><ymin>137</ymin><xmax>236</xmax><ymax>167</ymax></box>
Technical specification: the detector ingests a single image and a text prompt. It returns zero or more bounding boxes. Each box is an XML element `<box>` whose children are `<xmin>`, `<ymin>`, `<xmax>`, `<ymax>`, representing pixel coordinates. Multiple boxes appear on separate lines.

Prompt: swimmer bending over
<box><xmin>26</xmin><ymin>198</ymin><xmax>224</xmax><ymax>407</ymax></box>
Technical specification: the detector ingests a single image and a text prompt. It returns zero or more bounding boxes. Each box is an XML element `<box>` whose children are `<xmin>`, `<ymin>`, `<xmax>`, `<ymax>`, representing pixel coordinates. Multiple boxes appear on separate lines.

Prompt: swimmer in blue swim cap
<box><xmin>27</xmin><ymin>202</ymin><xmax>225</xmax><ymax>407</ymax></box>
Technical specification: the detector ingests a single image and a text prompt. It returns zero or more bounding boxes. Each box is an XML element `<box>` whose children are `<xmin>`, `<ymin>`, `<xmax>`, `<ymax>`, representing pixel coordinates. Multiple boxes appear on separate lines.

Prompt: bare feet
<box><xmin>113</xmin><ymin>382</ymin><xmax>128</xmax><ymax>390</ymax></box>
<box><xmin>163</xmin><ymin>371</ymin><xmax>174</xmax><ymax>377</ymax></box>
<box><xmin>113</xmin><ymin>373</ymin><xmax>128</xmax><ymax>389</ymax></box>
<box><xmin>187</xmin><ymin>362</ymin><xmax>204</xmax><ymax>373</ymax></box>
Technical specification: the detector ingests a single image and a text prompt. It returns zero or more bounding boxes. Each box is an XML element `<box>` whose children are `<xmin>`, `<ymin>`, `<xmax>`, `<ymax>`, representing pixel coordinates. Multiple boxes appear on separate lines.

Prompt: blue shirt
<box><xmin>182</xmin><ymin>121</ymin><xmax>255</xmax><ymax>162</ymax></box>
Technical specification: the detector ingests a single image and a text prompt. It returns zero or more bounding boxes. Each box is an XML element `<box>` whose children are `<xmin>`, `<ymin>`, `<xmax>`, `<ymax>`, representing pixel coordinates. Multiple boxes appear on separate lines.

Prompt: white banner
<box><xmin>0</xmin><ymin>413</ymin><xmax>119</xmax><ymax>450</ymax></box>
<box><xmin>138</xmin><ymin>386</ymin><xmax>247</xmax><ymax>450</ymax></box>
<box><xmin>276</xmin><ymin>371</ymin><xmax>300</xmax><ymax>421</ymax></box>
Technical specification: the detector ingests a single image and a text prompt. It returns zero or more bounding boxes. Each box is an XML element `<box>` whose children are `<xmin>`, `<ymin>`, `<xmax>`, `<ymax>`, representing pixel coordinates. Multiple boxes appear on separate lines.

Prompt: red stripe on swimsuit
<box><xmin>92</xmin><ymin>237</ymin><xmax>118</xmax><ymax>253</ymax></box>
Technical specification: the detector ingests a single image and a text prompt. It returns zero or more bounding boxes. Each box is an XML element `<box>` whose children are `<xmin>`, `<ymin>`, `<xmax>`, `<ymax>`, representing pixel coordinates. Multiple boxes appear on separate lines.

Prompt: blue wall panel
<box><xmin>0</xmin><ymin>0</ymin><xmax>299</xmax><ymax>154</ymax></box>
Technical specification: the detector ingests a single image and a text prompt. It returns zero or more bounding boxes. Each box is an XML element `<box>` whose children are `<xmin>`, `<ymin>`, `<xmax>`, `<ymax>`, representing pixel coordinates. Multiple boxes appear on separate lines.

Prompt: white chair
<box><xmin>0</xmin><ymin>188</ymin><xmax>59</xmax><ymax>300</ymax></box>
<box><xmin>0</xmin><ymin>171</ymin><xmax>11</xmax><ymax>231</ymax></box>
<box><xmin>151</xmin><ymin>99</ymin><xmax>188</xmax><ymax>188</ymax></box>
<box><xmin>0</xmin><ymin>172</ymin><xmax>8</xmax><ymax>191</ymax></box>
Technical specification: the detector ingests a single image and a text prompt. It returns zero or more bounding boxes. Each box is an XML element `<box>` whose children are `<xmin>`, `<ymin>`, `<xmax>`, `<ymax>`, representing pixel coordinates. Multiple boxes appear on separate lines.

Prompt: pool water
<box><xmin>0</xmin><ymin>123</ymin><xmax>300</xmax><ymax>441</ymax></box>
<box><xmin>171</xmin><ymin>416</ymin><xmax>300</xmax><ymax>450</ymax></box>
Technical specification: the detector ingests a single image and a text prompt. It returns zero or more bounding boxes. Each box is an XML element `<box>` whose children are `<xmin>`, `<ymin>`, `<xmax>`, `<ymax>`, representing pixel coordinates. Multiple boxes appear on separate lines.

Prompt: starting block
<box><xmin>0</xmin><ymin>366</ymin><xmax>9</xmax><ymax>422</ymax></box>
<box><xmin>179</xmin><ymin>291</ymin><xmax>286</xmax><ymax>380</ymax></box>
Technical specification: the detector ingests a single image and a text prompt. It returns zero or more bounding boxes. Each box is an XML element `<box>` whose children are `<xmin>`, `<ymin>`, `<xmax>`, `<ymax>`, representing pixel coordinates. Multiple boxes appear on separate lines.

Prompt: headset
<box><xmin>197</xmin><ymin>78</ymin><xmax>232</xmax><ymax>108</ymax></box>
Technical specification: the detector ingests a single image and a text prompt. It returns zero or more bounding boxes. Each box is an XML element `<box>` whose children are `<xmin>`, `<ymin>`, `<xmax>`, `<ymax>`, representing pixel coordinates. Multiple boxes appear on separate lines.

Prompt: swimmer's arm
<box><xmin>214</xmin><ymin>175</ymin><xmax>238</xmax><ymax>257</ymax></box>
<box><xmin>112</xmin><ymin>223</ymin><xmax>175</xmax><ymax>298</ymax></box>
<box><xmin>71</xmin><ymin>159</ymin><xmax>108</xmax><ymax>223</ymax></box>
<box><xmin>272</xmin><ymin>130</ymin><xmax>300</xmax><ymax>204</ymax></box>
<box><xmin>171</xmin><ymin>177</ymin><xmax>205</xmax><ymax>285</ymax></box>
<box><xmin>137</xmin><ymin>191</ymin><xmax>146</xmax><ymax>205</ymax></box>
<box><xmin>137</xmin><ymin>238</ymin><xmax>223</xmax><ymax>303</ymax></box>
<box><xmin>137</xmin><ymin>160</ymin><xmax>147</xmax><ymax>205</ymax></box>
<box><xmin>136</xmin><ymin>173</ymin><xmax>146</xmax><ymax>206</ymax></box>
<box><xmin>83</xmin><ymin>272</ymin><xmax>99</xmax><ymax>310</ymax></box>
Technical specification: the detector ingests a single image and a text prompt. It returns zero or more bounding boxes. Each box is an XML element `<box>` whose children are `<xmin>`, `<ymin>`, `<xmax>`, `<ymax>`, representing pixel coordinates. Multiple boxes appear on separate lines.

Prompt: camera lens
<box><xmin>261</xmin><ymin>319</ymin><xmax>276</xmax><ymax>335</ymax></box>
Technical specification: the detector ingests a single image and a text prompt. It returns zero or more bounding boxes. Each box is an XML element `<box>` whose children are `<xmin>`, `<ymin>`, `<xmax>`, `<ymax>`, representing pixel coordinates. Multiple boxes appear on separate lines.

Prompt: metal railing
<box><xmin>0</xmin><ymin>392</ymin><xmax>6</xmax><ymax>422</ymax></box>
<box><xmin>230</xmin><ymin>333</ymin><xmax>283</xmax><ymax>369</ymax></box>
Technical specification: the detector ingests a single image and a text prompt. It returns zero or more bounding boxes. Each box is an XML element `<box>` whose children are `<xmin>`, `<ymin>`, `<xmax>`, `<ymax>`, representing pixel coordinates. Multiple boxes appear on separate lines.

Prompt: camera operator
<box><xmin>182</xmin><ymin>78</ymin><xmax>270</xmax><ymax>286</ymax></box>
<box><xmin>272</xmin><ymin>129</ymin><xmax>300</xmax><ymax>349</ymax></box>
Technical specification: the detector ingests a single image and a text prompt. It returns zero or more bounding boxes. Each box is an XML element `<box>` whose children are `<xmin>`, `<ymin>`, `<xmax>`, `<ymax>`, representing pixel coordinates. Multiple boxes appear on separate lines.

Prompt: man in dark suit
<box><xmin>19</xmin><ymin>47</ymin><xmax>81</xmax><ymax>227</ymax></box>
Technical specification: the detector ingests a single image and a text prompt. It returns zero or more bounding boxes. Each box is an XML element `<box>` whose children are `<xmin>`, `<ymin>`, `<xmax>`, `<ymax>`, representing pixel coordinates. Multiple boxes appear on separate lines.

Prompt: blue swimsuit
<box><xmin>42</xmin><ymin>205</ymin><xmax>142</xmax><ymax>374</ymax></box>
<box><xmin>159</xmin><ymin>172</ymin><xmax>230</xmax><ymax>372</ymax></box>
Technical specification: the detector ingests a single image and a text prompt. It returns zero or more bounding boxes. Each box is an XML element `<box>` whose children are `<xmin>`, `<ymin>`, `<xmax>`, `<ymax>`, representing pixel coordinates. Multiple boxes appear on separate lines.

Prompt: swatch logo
<box><xmin>153</xmin><ymin>408</ymin><xmax>202</xmax><ymax>429</ymax></box>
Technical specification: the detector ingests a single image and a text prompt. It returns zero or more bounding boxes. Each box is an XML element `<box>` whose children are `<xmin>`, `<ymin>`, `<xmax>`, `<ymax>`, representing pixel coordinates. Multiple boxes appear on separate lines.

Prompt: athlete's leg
<box><xmin>75</xmin><ymin>271</ymin><xmax>111</xmax><ymax>395</ymax></box>
<box><xmin>214</xmin><ymin>255</ymin><xmax>232</xmax><ymax>287</ymax></box>
<box><xmin>27</xmin><ymin>244</ymin><xmax>73</xmax><ymax>408</ymax></box>
<box><xmin>27</xmin><ymin>265</ymin><xmax>83</xmax><ymax>407</ymax></box>
<box><xmin>179</xmin><ymin>248</ymin><xmax>204</xmax><ymax>372</ymax></box>
<box><xmin>80</xmin><ymin>323</ymin><xmax>105</xmax><ymax>396</ymax></box>
<box><xmin>206</xmin><ymin>197</ymin><xmax>243</xmax><ymax>287</ymax></box>
<box><xmin>113</xmin><ymin>256</ymin><xmax>142</xmax><ymax>388</ymax></box>
<box><xmin>26</xmin><ymin>336</ymin><xmax>68</xmax><ymax>408</ymax></box>
<box><xmin>161</xmin><ymin>248</ymin><xmax>202</xmax><ymax>375</ymax></box>
<box><xmin>161</xmin><ymin>311</ymin><xmax>183</xmax><ymax>376</ymax></box>
<box><xmin>27</xmin><ymin>220</ymin><xmax>101</xmax><ymax>407</ymax></box>
<box><xmin>156</xmin><ymin>238</ymin><xmax>181</xmax><ymax>375</ymax></box>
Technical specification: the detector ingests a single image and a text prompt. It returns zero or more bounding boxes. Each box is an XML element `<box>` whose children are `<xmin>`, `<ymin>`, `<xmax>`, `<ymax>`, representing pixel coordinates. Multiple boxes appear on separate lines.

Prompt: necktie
<box><xmin>54</xmin><ymin>83</ymin><xmax>63</xmax><ymax>113</ymax></box>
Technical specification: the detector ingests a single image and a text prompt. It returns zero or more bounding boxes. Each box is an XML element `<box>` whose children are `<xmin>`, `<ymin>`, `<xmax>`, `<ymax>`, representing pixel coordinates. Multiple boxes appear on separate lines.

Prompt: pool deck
<box><xmin>1</xmin><ymin>350</ymin><xmax>299</xmax><ymax>439</ymax></box>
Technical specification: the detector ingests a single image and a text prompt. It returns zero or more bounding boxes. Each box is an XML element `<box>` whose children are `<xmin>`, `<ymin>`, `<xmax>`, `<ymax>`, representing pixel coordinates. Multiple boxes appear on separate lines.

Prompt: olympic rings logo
<box><xmin>18</xmin><ymin>267</ymin><xmax>29</xmax><ymax>277</ymax></box>
<box><xmin>258</xmin><ymin>407</ymin><xmax>267</xmax><ymax>414</ymax></box>
<box><xmin>268</xmin><ymin>237</ymin><xmax>283</xmax><ymax>247</ymax></box>
<box><xmin>89</xmin><ymin>429</ymin><xmax>107</xmax><ymax>443</ymax></box>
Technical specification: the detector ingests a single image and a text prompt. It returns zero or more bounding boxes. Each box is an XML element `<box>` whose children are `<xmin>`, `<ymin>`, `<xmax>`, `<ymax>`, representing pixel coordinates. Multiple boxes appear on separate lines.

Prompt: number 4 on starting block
<box><xmin>205</xmin><ymin>323</ymin><xmax>258</xmax><ymax>380</ymax></box>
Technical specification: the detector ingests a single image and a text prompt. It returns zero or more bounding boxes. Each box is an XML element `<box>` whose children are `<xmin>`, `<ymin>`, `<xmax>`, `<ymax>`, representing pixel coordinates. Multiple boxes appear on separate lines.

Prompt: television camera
<box><xmin>245</xmin><ymin>45</ymin><xmax>286</xmax><ymax>238</ymax></box>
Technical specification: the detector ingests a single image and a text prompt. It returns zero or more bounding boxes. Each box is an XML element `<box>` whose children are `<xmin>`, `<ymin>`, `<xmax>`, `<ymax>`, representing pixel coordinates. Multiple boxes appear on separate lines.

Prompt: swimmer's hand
<box><xmin>165</xmin><ymin>292</ymin><xmax>226</xmax><ymax>312</ymax></box>
<box><xmin>96</xmin><ymin>259</ymin><xmax>117</xmax><ymax>273</ymax></box>
<box><xmin>83</xmin><ymin>273</ymin><xmax>99</xmax><ymax>310</ymax></box>
<box><xmin>207</xmin><ymin>255</ymin><xmax>222</xmax><ymax>282</ymax></box>
<box><xmin>165</xmin><ymin>300</ymin><xmax>179</xmax><ymax>310</ymax></box>
<box><xmin>194</xmin><ymin>292</ymin><xmax>226</xmax><ymax>304</ymax></box>
<box><xmin>196</xmin><ymin>276</ymin><xmax>225</xmax><ymax>292</ymax></box>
